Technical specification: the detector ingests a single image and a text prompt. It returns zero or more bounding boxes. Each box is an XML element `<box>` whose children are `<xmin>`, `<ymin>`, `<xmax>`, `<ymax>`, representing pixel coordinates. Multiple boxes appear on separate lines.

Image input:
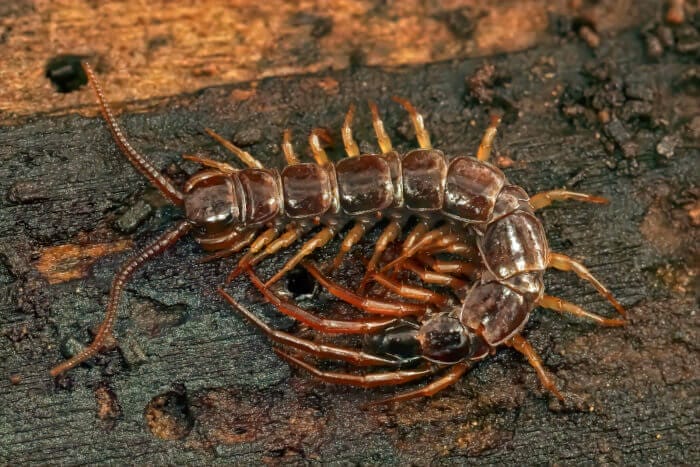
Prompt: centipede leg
<box><xmin>181</xmin><ymin>154</ymin><xmax>237</xmax><ymax>173</ymax></box>
<box><xmin>416</xmin><ymin>253</ymin><xmax>477</xmax><ymax>277</ymax></box>
<box><xmin>365</xmin><ymin>362</ymin><xmax>469</xmax><ymax>406</ymax></box>
<box><xmin>370</xmin><ymin>271</ymin><xmax>450</xmax><ymax>305</ymax></box>
<box><xmin>368</xmin><ymin>100</ymin><xmax>393</xmax><ymax>153</ymax></box>
<box><xmin>357</xmin><ymin>219</ymin><xmax>402</xmax><ymax>293</ymax></box>
<box><xmin>50</xmin><ymin>220</ymin><xmax>192</xmax><ymax>377</ymax></box>
<box><xmin>392</xmin><ymin>96</ymin><xmax>431</xmax><ymax>149</ymax></box>
<box><xmin>423</xmin><ymin>241</ymin><xmax>478</xmax><ymax>260</ymax></box>
<box><xmin>507</xmin><ymin>334</ymin><xmax>564</xmax><ymax>401</ymax></box>
<box><xmin>227</xmin><ymin>224</ymin><xmax>305</xmax><ymax>282</ymax></box>
<box><xmin>380</xmin><ymin>226</ymin><xmax>457</xmax><ymax>273</ymax></box>
<box><xmin>400</xmin><ymin>259</ymin><xmax>467</xmax><ymax>289</ymax></box>
<box><xmin>548</xmin><ymin>252</ymin><xmax>626</xmax><ymax>317</ymax></box>
<box><xmin>401</xmin><ymin>219</ymin><xmax>431</xmax><ymax>253</ymax></box>
<box><xmin>538</xmin><ymin>295</ymin><xmax>626</xmax><ymax>327</ymax></box>
<box><xmin>529</xmin><ymin>190</ymin><xmax>609</xmax><ymax>210</ymax></box>
<box><xmin>204</xmin><ymin>128</ymin><xmax>264</xmax><ymax>169</ymax></box>
<box><xmin>226</xmin><ymin>226</ymin><xmax>282</xmax><ymax>281</ymax></box>
<box><xmin>238</xmin><ymin>269</ymin><xmax>397</xmax><ymax>333</ymax></box>
<box><xmin>342</xmin><ymin>104</ymin><xmax>360</xmax><ymax>157</ymax></box>
<box><xmin>282</xmin><ymin>129</ymin><xmax>300</xmax><ymax>165</ymax></box>
<box><xmin>274</xmin><ymin>348</ymin><xmax>433</xmax><ymax>388</ymax></box>
<box><xmin>219</xmin><ymin>289</ymin><xmax>398</xmax><ymax>365</ymax></box>
<box><xmin>475</xmin><ymin>115</ymin><xmax>501</xmax><ymax>162</ymax></box>
<box><xmin>199</xmin><ymin>229</ymin><xmax>257</xmax><ymax>263</ymax></box>
<box><xmin>302</xmin><ymin>262</ymin><xmax>428</xmax><ymax>317</ymax></box>
<box><xmin>265</xmin><ymin>226</ymin><xmax>338</xmax><ymax>286</ymax></box>
<box><xmin>328</xmin><ymin>219</ymin><xmax>371</xmax><ymax>273</ymax></box>
<box><xmin>309</xmin><ymin>129</ymin><xmax>331</xmax><ymax>165</ymax></box>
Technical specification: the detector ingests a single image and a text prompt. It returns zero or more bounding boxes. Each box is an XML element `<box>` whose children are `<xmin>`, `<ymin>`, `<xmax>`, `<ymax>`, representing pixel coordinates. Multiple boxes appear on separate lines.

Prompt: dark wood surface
<box><xmin>1</xmin><ymin>0</ymin><xmax>648</xmax><ymax>123</ymax></box>
<box><xmin>1</xmin><ymin>4</ymin><xmax>699</xmax><ymax>464</ymax></box>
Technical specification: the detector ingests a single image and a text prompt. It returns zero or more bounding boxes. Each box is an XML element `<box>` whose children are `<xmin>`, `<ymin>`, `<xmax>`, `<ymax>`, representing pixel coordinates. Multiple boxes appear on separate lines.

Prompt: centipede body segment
<box><xmin>51</xmin><ymin>63</ymin><xmax>626</xmax><ymax>406</ymax></box>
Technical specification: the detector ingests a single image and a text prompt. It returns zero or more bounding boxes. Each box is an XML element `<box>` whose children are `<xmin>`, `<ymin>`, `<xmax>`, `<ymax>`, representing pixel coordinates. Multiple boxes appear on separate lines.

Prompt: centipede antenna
<box><xmin>282</xmin><ymin>129</ymin><xmax>300</xmax><ymax>165</ymax></box>
<box><xmin>341</xmin><ymin>104</ymin><xmax>360</xmax><ymax>157</ymax></box>
<box><xmin>81</xmin><ymin>62</ymin><xmax>185</xmax><ymax>206</ymax></box>
<box><xmin>309</xmin><ymin>129</ymin><xmax>331</xmax><ymax>165</ymax></box>
<box><xmin>391</xmin><ymin>96</ymin><xmax>431</xmax><ymax>149</ymax></box>
<box><xmin>476</xmin><ymin>115</ymin><xmax>501</xmax><ymax>162</ymax></box>
<box><xmin>368</xmin><ymin>100</ymin><xmax>393</xmax><ymax>153</ymax></box>
<box><xmin>204</xmin><ymin>128</ymin><xmax>264</xmax><ymax>169</ymax></box>
<box><xmin>49</xmin><ymin>220</ymin><xmax>192</xmax><ymax>377</ymax></box>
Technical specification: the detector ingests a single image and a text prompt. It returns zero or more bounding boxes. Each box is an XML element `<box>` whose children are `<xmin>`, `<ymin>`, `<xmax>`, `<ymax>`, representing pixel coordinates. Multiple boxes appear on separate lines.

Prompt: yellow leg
<box><xmin>370</xmin><ymin>271</ymin><xmax>449</xmax><ymax>305</ymax></box>
<box><xmin>181</xmin><ymin>154</ymin><xmax>237</xmax><ymax>174</ymax></box>
<box><xmin>368</xmin><ymin>100</ymin><xmax>393</xmax><ymax>154</ymax></box>
<box><xmin>308</xmin><ymin>129</ymin><xmax>331</xmax><ymax>165</ymax></box>
<box><xmin>507</xmin><ymin>334</ymin><xmax>564</xmax><ymax>401</ymax></box>
<box><xmin>329</xmin><ymin>220</ymin><xmax>370</xmax><ymax>272</ymax></box>
<box><xmin>475</xmin><ymin>115</ymin><xmax>501</xmax><ymax>162</ymax></box>
<box><xmin>226</xmin><ymin>225</ymin><xmax>299</xmax><ymax>282</ymax></box>
<box><xmin>282</xmin><ymin>129</ymin><xmax>300</xmax><ymax>165</ymax></box>
<box><xmin>204</xmin><ymin>128</ymin><xmax>263</xmax><ymax>169</ymax></box>
<box><xmin>265</xmin><ymin>226</ymin><xmax>337</xmax><ymax>286</ymax></box>
<box><xmin>392</xmin><ymin>96</ymin><xmax>431</xmax><ymax>149</ymax></box>
<box><xmin>538</xmin><ymin>295</ymin><xmax>626</xmax><ymax>327</ymax></box>
<box><xmin>548</xmin><ymin>252</ymin><xmax>626</xmax><ymax>317</ymax></box>
<box><xmin>342</xmin><ymin>104</ymin><xmax>360</xmax><ymax>157</ymax></box>
<box><xmin>357</xmin><ymin>220</ymin><xmax>401</xmax><ymax>294</ymax></box>
<box><xmin>530</xmin><ymin>190</ymin><xmax>609</xmax><ymax>210</ymax></box>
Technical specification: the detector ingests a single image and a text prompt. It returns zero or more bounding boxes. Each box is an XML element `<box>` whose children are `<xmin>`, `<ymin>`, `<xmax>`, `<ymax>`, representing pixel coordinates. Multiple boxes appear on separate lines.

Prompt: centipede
<box><xmin>51</xmin><ymin>63</ymin><xmax>626</xmax><ymax>405</ymax></box>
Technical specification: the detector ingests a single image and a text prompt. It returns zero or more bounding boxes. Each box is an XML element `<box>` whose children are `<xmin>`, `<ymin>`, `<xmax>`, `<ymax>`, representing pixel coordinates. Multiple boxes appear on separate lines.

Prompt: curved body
<box><xmin>187</xmin><ymin>149</ymin><xmax>547</xmax><ymax>349</ymax></box>
<box><xmin>52</xmin><ymin>64</ymin><xmax>624</xmax><ymax>408</ymax></box>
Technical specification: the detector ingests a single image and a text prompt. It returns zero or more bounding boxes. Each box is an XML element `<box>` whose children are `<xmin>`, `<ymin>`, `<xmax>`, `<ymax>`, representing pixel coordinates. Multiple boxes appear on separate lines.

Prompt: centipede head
<box><xmin>183</xmin><ymin>170</ymin><xmax>240</xmax><ymax>234</ymax></box>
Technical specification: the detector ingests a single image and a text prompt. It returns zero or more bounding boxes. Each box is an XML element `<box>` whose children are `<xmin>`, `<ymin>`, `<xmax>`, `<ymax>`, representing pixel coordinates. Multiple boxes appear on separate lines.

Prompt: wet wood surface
<box><xmin>1</xmin><ymin>1</ymin><xmax>699</xmax><ymax>464</ymax></box>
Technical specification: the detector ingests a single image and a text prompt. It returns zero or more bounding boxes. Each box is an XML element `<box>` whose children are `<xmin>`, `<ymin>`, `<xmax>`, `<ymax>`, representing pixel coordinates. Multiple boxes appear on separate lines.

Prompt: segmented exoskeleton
<box><xmin>51</xmin><ymin>63</ymin><xmax>626</xmax><ymax>401</ymax></box>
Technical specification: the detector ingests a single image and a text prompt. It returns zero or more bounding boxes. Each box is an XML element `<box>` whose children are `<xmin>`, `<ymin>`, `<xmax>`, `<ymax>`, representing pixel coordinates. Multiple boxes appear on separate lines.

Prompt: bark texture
<box><xmin>1</xmin><ymin>1</ymin><xmax>699</xmax><ymax>464</ymax></box>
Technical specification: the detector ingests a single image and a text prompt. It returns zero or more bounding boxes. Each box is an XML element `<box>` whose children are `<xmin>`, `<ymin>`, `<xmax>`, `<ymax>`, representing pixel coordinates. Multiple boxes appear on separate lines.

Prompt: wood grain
<box><xmin>0</xmin><ymin>0</ymin><xmax>648</xmax><ymax>122</ymax></box>
<box><xmin>1</xmin><ymin>1</ymin><xmax>699</xmax><ymax>464</ymax></box>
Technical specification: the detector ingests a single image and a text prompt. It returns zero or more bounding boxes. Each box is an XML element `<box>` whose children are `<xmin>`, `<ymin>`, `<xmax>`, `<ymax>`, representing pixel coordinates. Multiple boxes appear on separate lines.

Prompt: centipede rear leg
<box><xmin>218</xmin><ymin>288</ymin><xmax>400</xmax><ymax>367</ymax></box>
<box><xmin>366</xmin><ymin>362</ymin><xmax>470</xmax><ymax>406</ymax></box>
<box><xmin>416</xmin><ymin>253</ymin><xmax>477</xmax><ymax>277</ymax></box>
<box><xmin>398</xmin><ymin>218</ymin><xmax>428</xmax><ymax>251</ymax></box>
<box><xmin>302</xmin><ymin>262</ymin><xmax>428</xmax><ymax>317</ymax></box>
<box><xmin>237</xmin><ymin>268</ymin><xmax>400</xmax><ymax>333</ymax></box>
<box><xmin>273</xmin><ymin>349</ymin><xmax>434</xmax><ymax>388</ymax></box>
